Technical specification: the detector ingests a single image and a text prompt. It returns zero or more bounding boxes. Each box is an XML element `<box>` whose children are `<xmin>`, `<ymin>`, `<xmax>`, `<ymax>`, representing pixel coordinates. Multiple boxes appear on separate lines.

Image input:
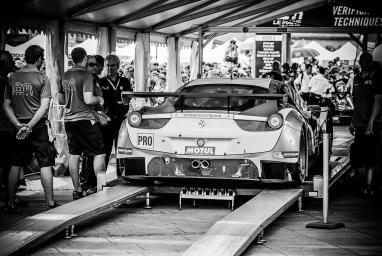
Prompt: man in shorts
<box><xmin>3</xmin><ymin>45</ymin><xmax>57</xmax><ymax>211</ymax></box>
<box><xmin>79</xmin><ymin>55</ymin><xmax>106</xmax><ymax>195</ymax></box>
<box><xmin>58</xmin><ymin>47</ymin><xmax>106</xmax><ymax>200</ymax></box>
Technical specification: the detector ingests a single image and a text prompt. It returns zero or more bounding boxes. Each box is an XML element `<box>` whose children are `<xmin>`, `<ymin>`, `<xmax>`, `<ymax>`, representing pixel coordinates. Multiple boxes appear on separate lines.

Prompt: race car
<box><xmin>116</xmin><ymin>78</ymin><xmax>332</xmax><ymax>187</ymax></box>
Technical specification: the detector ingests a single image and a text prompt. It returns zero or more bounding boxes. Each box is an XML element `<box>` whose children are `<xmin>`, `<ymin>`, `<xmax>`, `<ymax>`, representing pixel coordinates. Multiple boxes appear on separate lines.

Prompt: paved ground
<box><xmin>1</xmin><ymin>126</ymin><xmax>382</xmax><ymax>256</ymax></box>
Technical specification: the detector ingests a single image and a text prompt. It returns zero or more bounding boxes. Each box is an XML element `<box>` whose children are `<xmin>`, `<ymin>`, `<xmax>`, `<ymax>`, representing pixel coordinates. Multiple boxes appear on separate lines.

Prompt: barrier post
<box><xmin>306</xmin><ymin>133</ymin><xmax>345</xmax><ymax>229</ymax></box>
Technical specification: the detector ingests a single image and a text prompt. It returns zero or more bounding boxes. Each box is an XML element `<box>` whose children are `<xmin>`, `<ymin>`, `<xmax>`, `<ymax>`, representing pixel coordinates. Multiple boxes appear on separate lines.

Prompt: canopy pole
<box><xmin>197</xmin><ymin>26</ymin><xmax>203</xmax><ymax>78</ymax></box>
<box><xmin>97</xmin><ymin>27</ymin><xmax>109</xmax><ymax>57</ymax></box>
<box><xmin>46</xmin><ymin>20</ymin><xmax>65</xmax><ymax>98</ymax></box>
<box><xmin>0</xmin><ymin>25</ymin><xmax>6</xmax><ymax>51</ymax></box>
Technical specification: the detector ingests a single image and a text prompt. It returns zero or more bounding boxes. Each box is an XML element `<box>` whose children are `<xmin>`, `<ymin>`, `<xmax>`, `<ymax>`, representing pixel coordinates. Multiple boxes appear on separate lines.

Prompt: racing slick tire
<box><xmin>287</xmin><ymin>131</ymin><xmax>308</xmax><ymax>185</ymax></box>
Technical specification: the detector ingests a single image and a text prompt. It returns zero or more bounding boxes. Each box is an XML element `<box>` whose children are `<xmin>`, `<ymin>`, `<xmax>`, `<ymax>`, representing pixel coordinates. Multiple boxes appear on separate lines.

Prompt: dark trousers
<box><xmin>80</xmin><ymin>155</ymin><xmax>96</xmax><ymax>191</ymax></box>
<box><xmin>79</xmin><ymin>118</ymin><xmax>124</xmax><ymax>190</ymax></box>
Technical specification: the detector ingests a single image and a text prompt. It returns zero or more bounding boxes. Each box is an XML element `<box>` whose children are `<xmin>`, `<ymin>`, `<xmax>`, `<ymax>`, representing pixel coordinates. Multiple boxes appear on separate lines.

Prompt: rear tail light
<box><xmin>128</xmin><ymin>111</ymin><xmax>142</xmax><ymax>127</ymax></box>
<box><xmin>267</xmin><ymin>114</ymin><xmax>283</xmax><ymax>129</ymax></box>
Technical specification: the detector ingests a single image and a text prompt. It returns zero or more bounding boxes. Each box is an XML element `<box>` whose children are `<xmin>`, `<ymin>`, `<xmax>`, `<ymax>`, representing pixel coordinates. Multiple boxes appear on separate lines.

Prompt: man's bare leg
<box><xmin>94</xmin><ymin>154</ymin><xmax>106</xmax><ymax>191</ymax></box>
<box><xmin>68</xmin><ymin>154</ymin><xmax>81</xmax><ymax>192</ymax></box>
<box><xmin>40</xmin><ymin>166</ymin><xmax>54</xmax><ymax>205</ymax></box>
<box><xmin>7</xmin><ymin>166</ymin><xmax>21</xmax><ymax>204</ymax></box>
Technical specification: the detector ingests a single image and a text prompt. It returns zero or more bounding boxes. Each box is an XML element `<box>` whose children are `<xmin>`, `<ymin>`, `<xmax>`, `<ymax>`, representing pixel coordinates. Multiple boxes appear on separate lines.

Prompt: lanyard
<box><xmin>106</xmin><ymin>76</ymin><xmax>120</xmax><ymax>91</ymax></box>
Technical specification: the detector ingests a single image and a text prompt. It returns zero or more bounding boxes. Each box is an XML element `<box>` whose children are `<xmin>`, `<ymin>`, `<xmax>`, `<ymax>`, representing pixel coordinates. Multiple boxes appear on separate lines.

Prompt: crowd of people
<box><xmin>0</xmin><ymin>46</ymin><xmax>133</xmax><ymax>212</ymax></box>
<box><xmin>0</xmin><ymin>43</ymin><xmax>381</xmax><ymax>213</ymax></box>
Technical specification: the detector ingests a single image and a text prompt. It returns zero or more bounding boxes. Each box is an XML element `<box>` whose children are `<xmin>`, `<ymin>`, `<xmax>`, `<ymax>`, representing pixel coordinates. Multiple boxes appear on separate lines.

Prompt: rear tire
<box><xmin>287</xmin><ymin>131</ymin><xmax>308</xmax><ymax>185</ymax></box>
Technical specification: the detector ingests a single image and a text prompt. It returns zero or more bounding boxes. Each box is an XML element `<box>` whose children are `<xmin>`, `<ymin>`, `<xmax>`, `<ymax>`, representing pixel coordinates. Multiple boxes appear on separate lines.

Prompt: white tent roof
<box><xmin>332</xmin><ymin>42</ymin><xmax>357</xmax><ymax>61</ymax></box>
<box><xmin>304</xmin><ymin>41</ymin><xmax>332</xmax><ymax>57</ymax></box>
<box><xmin>68</xmin><ymin>38</ymin><xmax>98</xmax><ymax>55</ymax></box>
<box><xmin>5</xmin><ymin>34</ymin><xmax>46</xmax><ymax>55</ymax></box>
<box><xmin>116</xmin><ymin>43</ymin><xmax>135</xmax><ymax>57</ymax></box>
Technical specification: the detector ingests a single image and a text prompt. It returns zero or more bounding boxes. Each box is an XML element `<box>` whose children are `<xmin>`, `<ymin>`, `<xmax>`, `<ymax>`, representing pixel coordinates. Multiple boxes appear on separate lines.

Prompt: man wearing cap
<box><xmin>99</xmin><ymin>55</ymin><xmax>132</xmax><ymax>168</ymax></box>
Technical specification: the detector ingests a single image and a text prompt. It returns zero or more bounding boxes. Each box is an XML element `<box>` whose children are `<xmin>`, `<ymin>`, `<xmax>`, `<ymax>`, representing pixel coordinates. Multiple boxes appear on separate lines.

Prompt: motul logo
<box><xmin>185</xmin><ymin>146</ymin><xmax>216</xmax><ymax>155</ymax></box>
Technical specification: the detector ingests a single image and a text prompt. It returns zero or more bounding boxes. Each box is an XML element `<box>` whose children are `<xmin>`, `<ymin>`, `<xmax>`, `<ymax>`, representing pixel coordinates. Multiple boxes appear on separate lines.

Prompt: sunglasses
<box><xmin>88</xmin><ymin>63</ymin><xmax>97</xmax><ymax>67</ymax></box>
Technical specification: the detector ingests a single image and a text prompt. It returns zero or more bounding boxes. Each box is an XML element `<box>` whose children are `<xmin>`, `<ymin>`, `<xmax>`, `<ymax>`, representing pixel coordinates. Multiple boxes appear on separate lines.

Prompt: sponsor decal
<box><xmin>281</xmin><ymin>152</ymin><xmax>299</xmax><ymax>158</ymax></box>
<box><xmin>118</xmin><ymin>147</ymin><xmax>132</xmax><ymax>155</ymax></box>
<box><xmin>137</xmin><ymin>133</ymin><xmax>154</xmax><ymax>149</ymax></box>
<box><xmin>273</xmin><ymin>151</ymin><xmax>299</xmax><ymax>159</ymax></box>
<box><xmin>185</xmin><ymin>146</ymin><xmax>215</xmax><ymax>155</ymax></box>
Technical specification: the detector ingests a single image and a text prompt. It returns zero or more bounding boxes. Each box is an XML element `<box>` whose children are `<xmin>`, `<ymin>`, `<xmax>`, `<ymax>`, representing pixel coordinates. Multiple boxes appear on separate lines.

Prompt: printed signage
<box><xmin>185</xmin><ymin>146</ymin><xmax>216</xmax><ymax>155</ymax></box>
<box><xmin>259</xmin><ymin>5</ymin><xmax>382</xmax><ymax>28</ymax></box>
<box><xmin>137</xmin><ymin>133</ymin><xmax>154</xmax><ymax>149</ymax></box>
<box><xmin>255</xmin><ymin>34</ymin><xmax>282</xmax><ymax>78</ymax></box>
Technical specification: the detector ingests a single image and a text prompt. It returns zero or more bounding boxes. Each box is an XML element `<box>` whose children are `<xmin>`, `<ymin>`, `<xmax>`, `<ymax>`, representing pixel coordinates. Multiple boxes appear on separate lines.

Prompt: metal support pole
<box><xmin>144</xmin><ymin>192</ymin><xmax>152</xmax><ymax>209</ymax></box>
<box><xmin>197</xmin><ymin>26</ymin><xmax>203</xmax><ymax>78</ymax></box>
<box><xmin>297</xmin><ymin>195</ymin><xmax>304</xmax><ymax>213</ymax></box>
<box><xmin>323</xmin><ymin>133</ymin><xmax>329</xmax><ymax>223</ymax></box>
<box><xmin>306</xmin><ymin>133</ymin><xmax>344</xmax><ymax>229</ymax></box>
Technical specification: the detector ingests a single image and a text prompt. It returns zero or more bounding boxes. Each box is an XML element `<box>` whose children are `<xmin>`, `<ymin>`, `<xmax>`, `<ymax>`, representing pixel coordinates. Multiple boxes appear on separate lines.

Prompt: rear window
<box><xmin>173</xmin><ymin>84</ymin><xmax>270</xmax><ymax>112</ymax></box>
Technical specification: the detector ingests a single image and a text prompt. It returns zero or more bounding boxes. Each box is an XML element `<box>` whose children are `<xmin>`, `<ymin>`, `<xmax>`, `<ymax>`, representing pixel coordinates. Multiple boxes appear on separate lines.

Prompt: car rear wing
<box><xmin>121</xmin><ymin>91</ymin><xmax>288</xmax><ymax>105</ymax></box>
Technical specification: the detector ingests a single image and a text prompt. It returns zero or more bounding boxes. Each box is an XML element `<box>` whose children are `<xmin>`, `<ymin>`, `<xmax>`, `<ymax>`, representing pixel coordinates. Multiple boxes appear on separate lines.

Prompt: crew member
<box><xmin>99</xmin><ymin>55</ymin><xmax>132</xmax><ymax>169</ymax></box>
<box><xmin>80</xmin><ymin>55</ymin><xmax>106</xmax><ymax>196</ymax></box>
<box><xmin>3</xmin><ymin>45</ymin><xmax>57</xmax><ymax>211</ymax></box>
<box><xmin>58</xmin><ymin>47</ymin><xmax>106</xmax><ymax>199</ymax></box>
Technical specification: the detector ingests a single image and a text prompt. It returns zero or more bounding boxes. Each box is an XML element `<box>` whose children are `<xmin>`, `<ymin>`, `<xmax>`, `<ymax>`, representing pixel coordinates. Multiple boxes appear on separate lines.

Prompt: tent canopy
<box><xmin>3</xmin><ymin>0</ymin><xmax>379</xmax><ymax>44</ymax></box>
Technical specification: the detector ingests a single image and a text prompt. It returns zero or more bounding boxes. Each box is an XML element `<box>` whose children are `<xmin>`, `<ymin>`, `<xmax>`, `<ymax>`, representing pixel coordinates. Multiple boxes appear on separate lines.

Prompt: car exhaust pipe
<box><xmin>200</xmin><ymin>160</ymin><xmax>210</xmax><ymax>169</ymax></box>
<box><xmin>191</xmin><ymin>160</ymin><xmax>201</xmax><ymax>169</ymax></box>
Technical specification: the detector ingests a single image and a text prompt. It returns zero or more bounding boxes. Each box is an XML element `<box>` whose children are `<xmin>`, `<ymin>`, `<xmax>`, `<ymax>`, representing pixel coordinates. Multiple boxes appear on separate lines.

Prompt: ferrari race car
<box><xmin>117</xmin><ymin>78</ymin><xmax>332</xmax><ymax>186</ymax></box>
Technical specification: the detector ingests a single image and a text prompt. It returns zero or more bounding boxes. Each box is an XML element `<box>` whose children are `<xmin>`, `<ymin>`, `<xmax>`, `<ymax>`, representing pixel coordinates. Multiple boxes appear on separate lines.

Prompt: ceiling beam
<box><xmin>176</xmin><ymin>1</ymin><xmax>260</xmax><ymax>36</ymax></box>
<box><xmin>151</xmin><ymin>0</ymin><xmax>257</xmax><ymax>31</ymax></box>
<box><xmin>145</xmin><ymin>0</ymin><xmax>220</xmax><ymax>32</ymax></box>
<box><xmin>115</xmin><ymin>0</ymin><xmax>202</xmax><ymax>25</ymax></box>
<box><xmin>209</xmin><ymin>0</ymin><xmax>299</xmax><ymax>27</ymax></box>
<box><xmin>70</xmin><ymin>0</ymin><xmax>131</xmax><ymax>17</ymax></box>
<box><xmin>176</xmin><ymin>0</ymin><xmax>298</xmax><ymax>36</ymax></box>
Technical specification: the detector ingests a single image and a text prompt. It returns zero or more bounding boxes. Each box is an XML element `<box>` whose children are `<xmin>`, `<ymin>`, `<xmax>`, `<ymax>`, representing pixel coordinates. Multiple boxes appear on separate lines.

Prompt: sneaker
<box><xmin>46</xmin><ymin>201</ymin><xmax>61</xmax><ymax>210</ymax></box>
<box><xmin>72</xmin><ymin>190</ymin><xmax>85</xmax><ymax>200</ymax></box>
<box><xmin>85</xmin><ymin>187</ymin><xmax>97</xmax><ymax>196</ymax></box>
<box><xmin>15</xmin><ymin>197</ymin><xmax>28</xmax><ymax>207</ymax></box>
<box><xmin>17</xmin><ymin>178</ymin><xmax>27</xmax><ymax>191</ymax></box>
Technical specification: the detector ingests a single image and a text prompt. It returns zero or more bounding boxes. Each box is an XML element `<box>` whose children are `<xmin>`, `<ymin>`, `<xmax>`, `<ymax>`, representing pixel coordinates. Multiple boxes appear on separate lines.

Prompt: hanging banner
<box><xmin>255</xmin><ymin>34</ymin><xmax>282</xmax><ymax>78</ymax></box>
<box><xmin>259</xmin><ymin>5</ymin><xmax>382</xmax><ymax>28</ymax></box>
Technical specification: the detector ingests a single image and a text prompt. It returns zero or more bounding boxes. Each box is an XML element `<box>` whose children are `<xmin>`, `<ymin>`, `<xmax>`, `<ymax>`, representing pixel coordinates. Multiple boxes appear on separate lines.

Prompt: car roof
<box><xmin>185</xmin><ymin>78</ymin><xmax>272</xmax><ymax>89</ymax></box>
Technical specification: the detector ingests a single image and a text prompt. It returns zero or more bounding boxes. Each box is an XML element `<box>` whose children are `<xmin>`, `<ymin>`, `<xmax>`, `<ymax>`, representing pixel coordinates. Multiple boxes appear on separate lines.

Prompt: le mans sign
<box><xmin>259</xmin><ymin>4</ymin><xmax>382</xmax><ymax>28</ymax></box>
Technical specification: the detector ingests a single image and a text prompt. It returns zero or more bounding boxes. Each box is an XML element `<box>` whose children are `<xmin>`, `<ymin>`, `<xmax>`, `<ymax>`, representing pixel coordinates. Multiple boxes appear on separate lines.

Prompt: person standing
<box><xmin>79</xmin><ymin>55</ymin><xmax>107</xmax><ymax>196</ymax></box>
<box><xmin>262</xmin><ymin>61</ymin><xmax>283</xmax><ymax>81</ymax></box>
<box><xmin>99</xmin><ymin>55</ymin><xmax>132</xmax><ymax>169</ymax></box>
<box><xmin>58</xmin><ymin>47</ymin><xmax>106</xmax><ymax>199</ymax></box>
<box><xmin>294</xmin><ymin>63</ymin><xmax>313</xmax><ymax>101</ymax></box>
<box><xmin>308</xmin><ymin>66</ymin><xmax>332</xmax><ymax>97</ymax></box>
<box><xmin>3</xmin><ymin>45</ymin><xmax>57</xmax><ymax>211</ymax></box>
<box><xmin>224</xmin><ymin>40</ymin><xmax>239</xmax><ymax>66</ymax></box>
<box><xmin>0</xmin><ymin>51</ymin><xmax>15</xmax><ymax>203</ymax></box>
<box><xmin>349</xmin><ymin>52</ymin><xmax>382</xmax><ymax>195</ymax></box>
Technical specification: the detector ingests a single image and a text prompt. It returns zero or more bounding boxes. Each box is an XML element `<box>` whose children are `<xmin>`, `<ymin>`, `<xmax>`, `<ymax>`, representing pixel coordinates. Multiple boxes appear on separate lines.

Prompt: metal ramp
<box><xmin>0</xmin><ymin>185</ymin><xmax>149</xmax><ymax>256</ymax></box>
<box><xmin>183</xmin><ymin>188</ymin><xmax>303</xmax><ymax>256</ymax></box>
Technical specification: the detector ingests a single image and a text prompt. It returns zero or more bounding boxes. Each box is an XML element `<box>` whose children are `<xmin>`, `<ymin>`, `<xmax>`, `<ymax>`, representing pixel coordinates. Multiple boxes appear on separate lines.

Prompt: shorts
<box><xmin>351</xmin><ymin>128</ymin><xmax>379</xmax><ymax>167</ymax></box>
<box><xmin>65</xmin><ymin>120</ymin><xmax>105</xmax><ymax>156</ymax></box>
<box><xmin>0</xmin><ymin>130</ymin><xmax>15</xmax><ymax>168</ymax></box>
<box><xmin>12</xmin><ymin>119</ymin><xmax>56</xmax><ymax>168</ymax></box>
